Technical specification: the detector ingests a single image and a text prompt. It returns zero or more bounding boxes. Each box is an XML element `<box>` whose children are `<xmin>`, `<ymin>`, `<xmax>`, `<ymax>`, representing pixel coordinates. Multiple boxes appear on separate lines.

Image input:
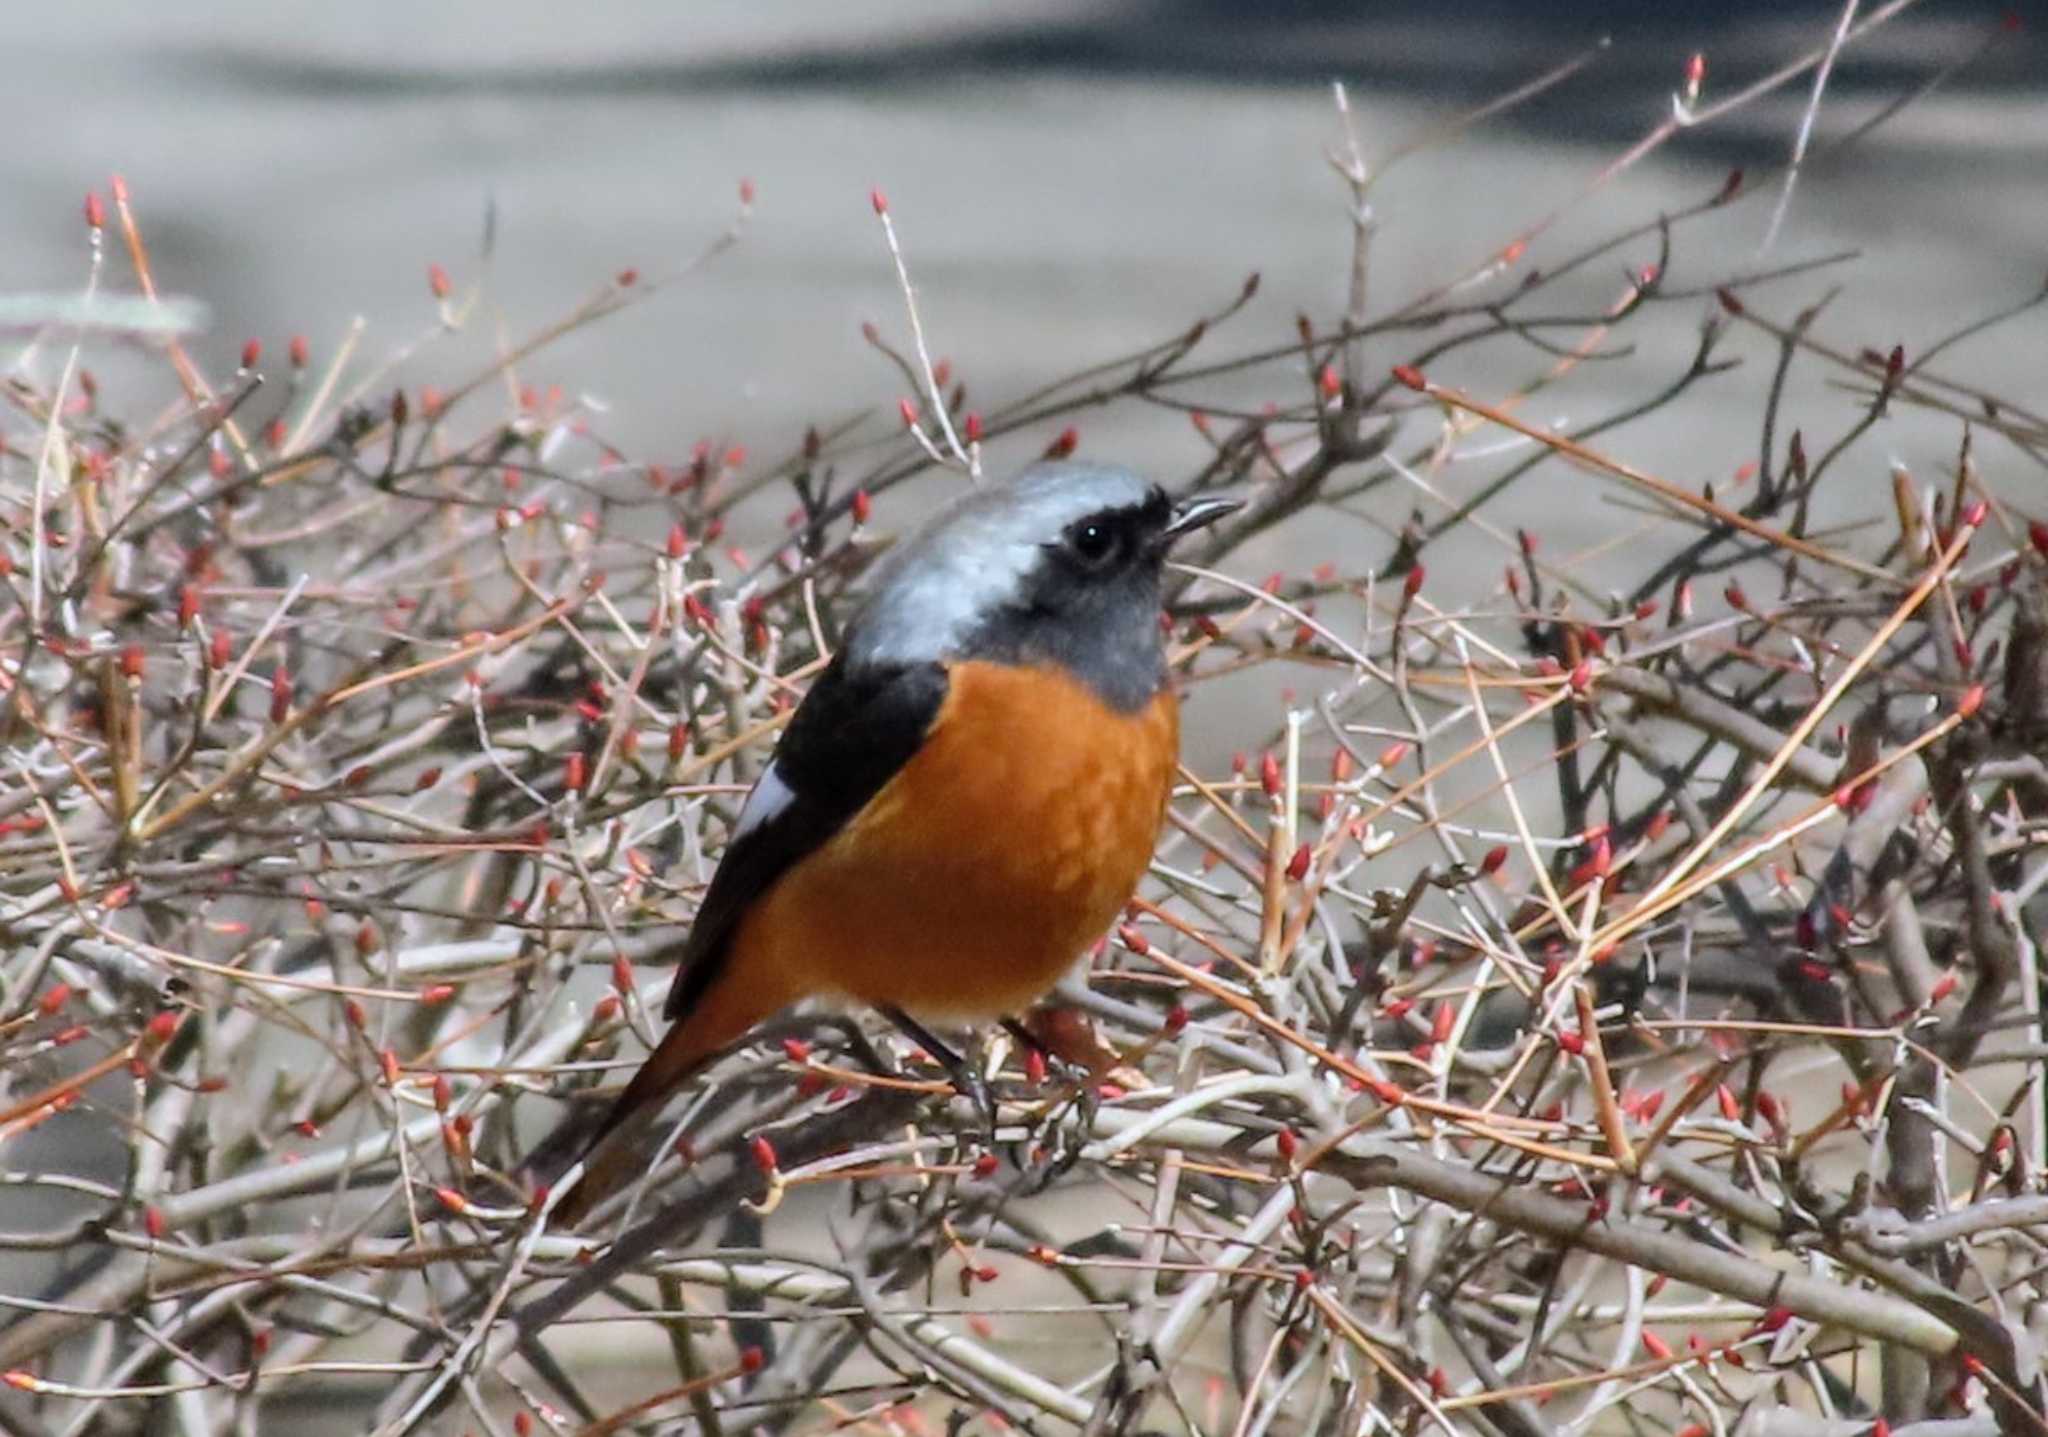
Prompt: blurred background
<box><xmin>6</xmin><ymin>0</ymin><xmax>2040</xmax><ymax>496</ymax></box>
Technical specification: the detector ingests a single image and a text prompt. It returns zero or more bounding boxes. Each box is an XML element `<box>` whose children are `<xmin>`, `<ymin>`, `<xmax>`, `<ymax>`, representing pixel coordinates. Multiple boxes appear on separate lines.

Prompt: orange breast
<box><xmin>726</xmin><ymin>661</ymin><xmax>1178</xmax><ymax>1021</ymax></box>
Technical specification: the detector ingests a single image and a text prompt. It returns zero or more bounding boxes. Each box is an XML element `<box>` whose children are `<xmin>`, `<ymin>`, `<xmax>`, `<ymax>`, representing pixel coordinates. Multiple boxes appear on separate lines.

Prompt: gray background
<box><xmin>9</xmin><ymin>1</ymin><xmax>2042</xmax><ymax>524</ymax></box>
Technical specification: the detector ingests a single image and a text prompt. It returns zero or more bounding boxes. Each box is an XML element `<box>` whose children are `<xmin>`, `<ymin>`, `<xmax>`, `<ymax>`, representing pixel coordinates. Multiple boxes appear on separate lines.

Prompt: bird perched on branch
<box><xmin>524</xmin><ymin>462</ymin><xmax>1239</xmax><ymax>1222</ymax></box>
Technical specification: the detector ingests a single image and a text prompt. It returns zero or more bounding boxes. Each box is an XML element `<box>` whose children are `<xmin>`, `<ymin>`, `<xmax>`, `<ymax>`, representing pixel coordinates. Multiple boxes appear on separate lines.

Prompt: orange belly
<box><xmin>726</xmin><ymin>660</ymin><xmax>1178</xmax><ymax>1020</ymax></box>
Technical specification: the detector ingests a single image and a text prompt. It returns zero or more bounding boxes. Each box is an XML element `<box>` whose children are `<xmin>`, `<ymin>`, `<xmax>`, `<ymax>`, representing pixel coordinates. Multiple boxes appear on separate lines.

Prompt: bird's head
<box><xmin>847</xmin><ymin>462</ymin><xmax>1240</xmax><ymax>710</ymax></box>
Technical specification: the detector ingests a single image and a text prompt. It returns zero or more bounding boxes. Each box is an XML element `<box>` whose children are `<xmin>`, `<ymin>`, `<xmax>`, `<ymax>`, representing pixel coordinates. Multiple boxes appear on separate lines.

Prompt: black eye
<box><xmin>1066</xmin><ymin>520</ymin><xmax>1122</xmax><ymax>568</ymax></box>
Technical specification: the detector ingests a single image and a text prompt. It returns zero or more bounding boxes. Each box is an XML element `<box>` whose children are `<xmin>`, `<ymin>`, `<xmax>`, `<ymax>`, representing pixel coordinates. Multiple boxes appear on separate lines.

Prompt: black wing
<box><xmin>662</xmin><ymin>657</ymin><xmax>948</xmax><ymax>1022</ymax></box>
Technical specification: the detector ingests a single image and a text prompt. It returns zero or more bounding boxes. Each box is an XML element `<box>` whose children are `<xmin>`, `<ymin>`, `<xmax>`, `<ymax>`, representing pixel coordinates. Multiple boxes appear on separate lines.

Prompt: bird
<box><xmin>523</xmin><ymin>461</ymin><xmax>1240</xmax><ymax>1222</ymax></box>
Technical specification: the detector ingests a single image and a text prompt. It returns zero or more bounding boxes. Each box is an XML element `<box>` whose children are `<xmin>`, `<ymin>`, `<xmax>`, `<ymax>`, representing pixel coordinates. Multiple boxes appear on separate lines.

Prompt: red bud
<box><xmin>1757</xmin><ymin>1090</ymin><xmax>1784</xmax><ymax>1130</ymax></box>
<box><xmin>1581</xmin><ymin>839</ymin><xmax>1613</xmax><ymax>884</ymax></box>
<box><xmin>1390</xmin><ymin>364</ymin><xmax>1426</xmax><ymax>390</ymax></box>
<box><xmin>1024</xmin><ymin>1047</ymin><xmax>1047</xmax><ymax>1086</ymax></box>
<box><xmin>1285</xmin><ymin>843</ymin><xmax>1311</xmax><ymax>881</ymax></box>
<box><xmin>428</xmin><ymin>263</ymin><xmax>451</xmax><ymax>299</ymax></box>
<box><xmin>869</xmin><ymin>188</ymin><xmax>888</xmax><ymax>216</ymax></box>
<box><xmin>1430</xmin><ymin>1001</ymin><xmax>1455</xmax><ymax>1044</ymax></box>
<box><xmin>1259</xmin><ymin>751</ymin><xmax>1282</xmax><ymax>798</ymax></box>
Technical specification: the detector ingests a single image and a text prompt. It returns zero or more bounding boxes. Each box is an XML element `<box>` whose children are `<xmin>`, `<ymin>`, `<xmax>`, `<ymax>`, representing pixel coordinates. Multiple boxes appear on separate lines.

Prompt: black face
<box><xmin>1048</xmin><ymin>485</ymin><xmax>1174</xmax><ymax>579</ymax></box>
<box><xmin>965</xmin><ymin>488</ymin><xmax>1179</xmax><ymax>712</ymax></box>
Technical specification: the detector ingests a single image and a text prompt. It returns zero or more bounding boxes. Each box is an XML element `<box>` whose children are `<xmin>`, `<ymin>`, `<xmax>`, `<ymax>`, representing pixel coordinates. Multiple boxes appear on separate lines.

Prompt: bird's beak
<box><xmin>1162</xmin><ymin>495</ymin><xmax>1243</xmax><ymax>542</ymax></box>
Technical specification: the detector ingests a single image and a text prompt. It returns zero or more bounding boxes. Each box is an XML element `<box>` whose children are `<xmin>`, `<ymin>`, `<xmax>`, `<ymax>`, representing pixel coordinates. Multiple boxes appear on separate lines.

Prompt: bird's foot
<box><xmin>882</xmin><ymin>1006</ymin><xmax>999</xmax><ymax>1145</ymax></box>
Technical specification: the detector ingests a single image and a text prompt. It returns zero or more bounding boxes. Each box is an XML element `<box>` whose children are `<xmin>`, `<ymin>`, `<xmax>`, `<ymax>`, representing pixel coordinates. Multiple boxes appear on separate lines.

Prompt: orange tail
<box><xmin>524</xmin><ymin>969</ymin><xmax>783</xmax><ymax>1226</ymax></box>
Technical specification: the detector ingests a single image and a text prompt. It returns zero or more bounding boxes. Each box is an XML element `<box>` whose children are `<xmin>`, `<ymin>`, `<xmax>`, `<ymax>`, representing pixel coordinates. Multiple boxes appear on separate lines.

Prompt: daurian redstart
<box><xmin>526</xmin><ymin>462</ymin><xmax>1238</xmax><ymax>1219</ymax></box>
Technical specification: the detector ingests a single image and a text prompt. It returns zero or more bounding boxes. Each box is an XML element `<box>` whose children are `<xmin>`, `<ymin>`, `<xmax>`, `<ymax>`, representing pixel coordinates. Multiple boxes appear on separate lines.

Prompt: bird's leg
<box><xmin>1044</xmin><ymin>1079</ymin><xmax>1100</xmax><ymax>1182</ymax></box>
<box><xmin>1001</xmin><ymin>1016</ymin><xmax>1099</xmax><ymax>1181</ymax></box>
<box><xmin>881</xmin><ymin>1006</ymin><xmax>997</xmax><ymax>1143</ymax></box>
<box><xmin>826</xmin><ymin>1012</ymin><xmax>896</xmax><ymax>1078</ymax></box>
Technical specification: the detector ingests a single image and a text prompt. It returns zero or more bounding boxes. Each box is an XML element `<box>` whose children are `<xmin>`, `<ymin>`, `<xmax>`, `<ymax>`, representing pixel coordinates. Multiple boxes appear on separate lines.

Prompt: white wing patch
<box><xmin>731</xmin><ymin>761</ymin><xmax>798</xmax><ymax>845</ymax></box>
